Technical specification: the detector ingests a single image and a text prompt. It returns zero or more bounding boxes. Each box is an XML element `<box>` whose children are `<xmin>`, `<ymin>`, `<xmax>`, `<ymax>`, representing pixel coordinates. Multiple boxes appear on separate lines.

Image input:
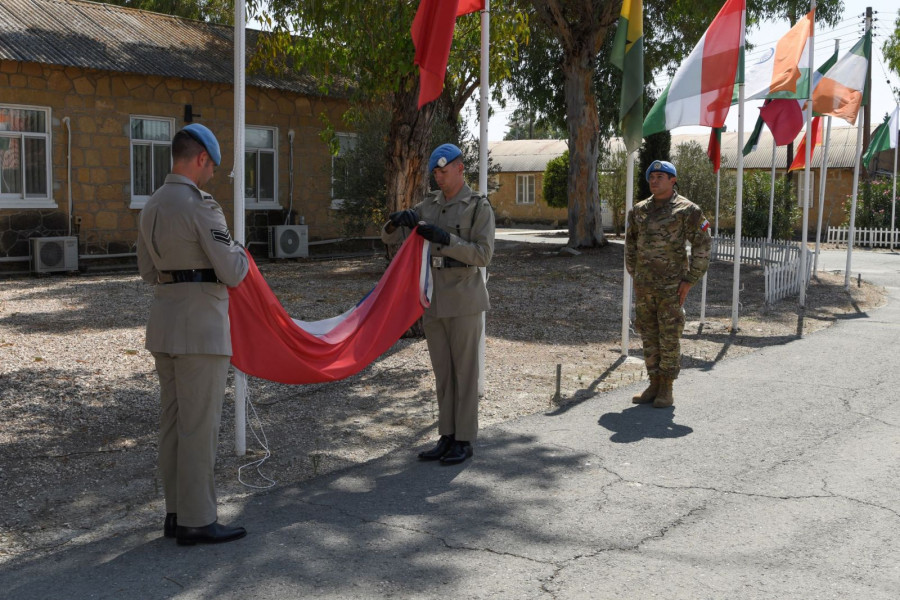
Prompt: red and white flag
<box><xmin>229</xmin><ymin>232</ymin><xmax>433</xmax><ymax>384</ymax></box>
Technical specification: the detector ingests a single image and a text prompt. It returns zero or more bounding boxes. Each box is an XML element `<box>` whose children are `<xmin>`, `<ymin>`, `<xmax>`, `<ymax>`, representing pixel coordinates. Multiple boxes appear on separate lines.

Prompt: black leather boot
<box><xmin>439</xmin><ymin>441</ymin><xmax>473</xmax><ymax>465</ymax></box>
<box><xmin>164</xmin><ymin>513</ymin><xmax>177</xmax><ymax>538</ymax></box>
<box><xmin>418</xmin><ymin>434</ymin><xmax>455</xmax><ymax>461</ymax></box>
<box><xmin>176</xmin><ymin>521</ymin><xmax>247</xmax><ymax>546</ymax></box>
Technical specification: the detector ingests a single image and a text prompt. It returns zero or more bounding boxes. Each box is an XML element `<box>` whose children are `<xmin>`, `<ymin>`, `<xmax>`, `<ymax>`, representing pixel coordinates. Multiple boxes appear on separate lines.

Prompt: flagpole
<box><xmin>621</xmin><ymin>151</ymin><xmax>635</xmax><ymax>357</ymax></box>
<box><xmin>732</xmin><ymin>79</ymin><xmax>744</xmax><ymax>330</ymax></box>
<box><xmin>798</xmin><ymin>0</ymin><xmax>815</xmax><ymax>307</ymax></box>
<box><xmin>891</xmin><ymin>104</ymin><xmax>898</xmax><ymax>251</ymax></box>
<box><xmin>767</xmin><ymin>142</ymin><xmax>776</xmax><ymax>242</ymax></box>
<box><xmin>477</xmin><ymin>0</ymin><xmax>489</xmax><ymax>396</ymax></box>
<box><xmin>813</xmin><ymin>115</ymin><xmax>832</xmax><ymax>274</ymax></box>
<box><xmin>844</xmin><ymin>12</ymin><xmax>871</xmax><ymax>289</ymax></box>
<box><xmin>715</xmin><ymin>168</ymin><xmax>721</xmax><ymax>236</ymax></box>
<box><xmin>233</xmin><ymin>0</ymin><xmax>247</xmax><ymax>456</ymax></box>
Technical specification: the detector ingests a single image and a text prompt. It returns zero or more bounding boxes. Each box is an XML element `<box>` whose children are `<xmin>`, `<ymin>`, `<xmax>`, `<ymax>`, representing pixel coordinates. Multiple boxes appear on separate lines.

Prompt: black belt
<box><xmin>161</xmin><ymin>269</ymin><xmax>219</xmax><ymax>284</ymax></box>
<box><xmin>431</xmin><ymin>256</ymin><xmax>470</xmax><ymax>269</ymax></box>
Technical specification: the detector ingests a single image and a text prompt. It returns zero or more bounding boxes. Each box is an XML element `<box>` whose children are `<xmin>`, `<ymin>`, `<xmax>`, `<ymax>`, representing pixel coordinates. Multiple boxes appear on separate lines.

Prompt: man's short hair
<box><xmin>171</xmin><ymin>130</ymin><xmax>205</xmax><ymax>163</ymax></box>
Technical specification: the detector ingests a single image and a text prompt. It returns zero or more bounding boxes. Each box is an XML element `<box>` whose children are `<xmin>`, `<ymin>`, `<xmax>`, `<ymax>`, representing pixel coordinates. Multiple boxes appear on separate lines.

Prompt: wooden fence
<box><xmin>826</xmin><ymin>226</ymin><xmax>899</xmax><ymax>248</ymax></box>
<box><xmin>711</xmin><ymin>235</ymin><xmax>812</xmax><ymax>304</ymax></box>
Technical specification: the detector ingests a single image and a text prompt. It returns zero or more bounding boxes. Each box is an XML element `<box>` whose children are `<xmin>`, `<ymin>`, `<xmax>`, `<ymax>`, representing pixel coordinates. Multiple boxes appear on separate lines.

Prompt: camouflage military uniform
<box><xmin>625</xmin><ymin>192</ymin><xmax>711</xmax><ymax>379</ymax></box>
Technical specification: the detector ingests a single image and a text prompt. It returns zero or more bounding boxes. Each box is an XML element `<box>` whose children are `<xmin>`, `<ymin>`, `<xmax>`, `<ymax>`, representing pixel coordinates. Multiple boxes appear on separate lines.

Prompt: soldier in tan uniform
<box><xmin>136</xmin><ymin>124</ymin><xmax>249</xmax><ymax>545</ymax></box>
<box><xmin>625</xmin><ymin>160</ymin><xmax>711</xmax><ymax>408</ymax></box>
<box><xmin>382</xmin><ymin>143</ymin><xmax>495</xmax><ymax>465</ymax></box>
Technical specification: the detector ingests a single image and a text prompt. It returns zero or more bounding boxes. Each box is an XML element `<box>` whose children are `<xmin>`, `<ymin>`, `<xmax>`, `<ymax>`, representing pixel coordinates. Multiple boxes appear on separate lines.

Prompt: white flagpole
<box><xmin>731</xmin><ymin>19</ymin><xmax>745</xmax><ymax>331</ymax></box>
<box><xmin>798</xmin><ymin>0</ymin><xmax>815</xmax><ymax>307</ymax></box>
<box><xmin>233</xmin><ymin>0</ymin><xmax>247</xmax><ymax>456</ymax></box>
<box><xmin>767</xmin><ymin>142</ymin><xmax>776</xmax><ymax>242</ymax></box>
<box><xmin>845</xmin><ymin>12</ymin><xmax>871</xmax><ymax>289</ymax></box>
<box><xmin>701</xmin><ymin>137</ymin><xmax>721</xmax><ymax>327</ymax></box>
<box><xmin>621</xmin><ymin>151</ymin><xmax>635</xmax><ymax>357</ymax></box>
<box><xmin>477</xmin><ymin>0</ymin><xmax>489</xmax><ymax>396</ymax></box>
<box><xmin>892</xmin><ymin>104</ymin><xmax>899</xmax><ymax>252</ymax></box>
<box><xmin>714</xmin><ymin>167</ymin><xmax>721</xmax><ymax>236</ymax></box>
<box><xmin>813</xmin><ymin>115</ymin><xmax>832</xmax><ymax>274</ymax></box>
<box><xmin>813</xmin><ymin>39</ymin><xmax>839</xmax><ymax>274</ymax></box>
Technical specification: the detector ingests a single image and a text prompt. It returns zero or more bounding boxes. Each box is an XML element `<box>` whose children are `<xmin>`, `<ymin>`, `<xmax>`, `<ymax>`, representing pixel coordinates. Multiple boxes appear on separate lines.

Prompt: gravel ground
<box><xmin>0</xmin><ymin>237</ymin><xmax>884</xmax><ymax>563</ymax></box>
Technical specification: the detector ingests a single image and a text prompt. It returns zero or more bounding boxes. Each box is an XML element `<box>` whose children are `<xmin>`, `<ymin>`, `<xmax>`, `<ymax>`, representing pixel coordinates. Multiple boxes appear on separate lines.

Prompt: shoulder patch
<box><xmin>700</xmin><ymin>219</ymin><xmax>710</xmax><ymax>232</ymax></box>
<box><xmin>211</xmin><ymin>228</ymin><xmax>233</xmax><ymax>246</ymax></box>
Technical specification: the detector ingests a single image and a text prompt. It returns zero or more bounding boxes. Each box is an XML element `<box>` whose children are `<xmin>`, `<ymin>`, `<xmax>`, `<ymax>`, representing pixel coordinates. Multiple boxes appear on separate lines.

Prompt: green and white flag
<box><xmin>862</xmin><ymin>106</ymin><xmax>899</xmax><ymax>169</ymax></box>
<box><xmin>611</xmin><ymin>0</ymin><xmax>644</xmax><ymax>153</ymax></box>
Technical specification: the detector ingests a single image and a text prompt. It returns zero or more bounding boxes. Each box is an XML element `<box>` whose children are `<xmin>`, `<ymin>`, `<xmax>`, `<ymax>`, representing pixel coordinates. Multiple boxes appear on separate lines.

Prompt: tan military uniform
<box><xmin>136</xmin><ymin>173</ymin><xmax>248</xmax><ymax>527</ymax></box>
<box><xmin>382</xmin><ymin>183</ymin><xmax>494</xmax><ymax>441</ymax></box>
<box><xmin>625</xmin><ymin>192</ymin><xmax>711</xmax><ymax>379</ymax></box>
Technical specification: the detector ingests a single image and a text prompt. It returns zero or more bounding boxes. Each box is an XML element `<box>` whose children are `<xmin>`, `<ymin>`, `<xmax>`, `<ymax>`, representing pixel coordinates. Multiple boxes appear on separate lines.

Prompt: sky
<box><xmin>466</xmin><ymin>0</ymin><xmax>900</xmax><ymax>142</ymax></box>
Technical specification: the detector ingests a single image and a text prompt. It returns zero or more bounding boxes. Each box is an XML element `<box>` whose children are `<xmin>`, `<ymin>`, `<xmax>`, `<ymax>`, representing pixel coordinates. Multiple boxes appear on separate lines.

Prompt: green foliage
<box><xmin>103</xmin><ymin>0</ymin><xmax>233</xmax><ymax>23</ymax></box>
<box><xmin>597</xmin><ymin>149</ymin><xmax>634</xmax><ymax>234</ymax></box>
<box><xmin>884</xmin><ymin>9</ymin><xmax>900</xmax><ymax>98</ymax></box>
<box><xmin>542</xmin><ymin>150</ymin><xmax>569</xmax><ymax>209</ymax></box>
<box><xmin>637</xmin><ymin>130</ymin><xmax>671</xmax><ymax>199</ymax></box>
<box><xmin>672</xmin><ymin>141</ymin><xmax>736</xmax><ymax>228</ymax></box>
<box><xmin>504</xmin><ymin>107</ymin><xmax>566</xmax><ymax>140</ymax></box>
<box><xmin>847</xmin><ymin>178</ymin><xmax>896</xmax><ymax>229</ymax></box>
<box><xmin>741</xmin><ymin>171</ymin><xmax>799</xmax><ymax>240</ymax></box>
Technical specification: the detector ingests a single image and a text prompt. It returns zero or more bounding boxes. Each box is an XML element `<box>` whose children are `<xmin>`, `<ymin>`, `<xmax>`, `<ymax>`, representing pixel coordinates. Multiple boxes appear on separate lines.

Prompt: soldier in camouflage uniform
<box><xmin>625</xmin><ymin>160</ymin><xmax>711</xmax><ymax>408</ymax></box>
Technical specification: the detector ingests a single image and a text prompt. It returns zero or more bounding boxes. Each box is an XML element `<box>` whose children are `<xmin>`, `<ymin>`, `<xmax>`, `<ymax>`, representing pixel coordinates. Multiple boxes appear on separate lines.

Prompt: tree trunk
<box><xmin>385</xmin><ymin>76</ymin><xmax>437</xmax><ymax>215</ymax></box>
<box><xmin>563</xmin><ymin>48</ymin><xmax>606</xmax><ymax>248</ymax></box>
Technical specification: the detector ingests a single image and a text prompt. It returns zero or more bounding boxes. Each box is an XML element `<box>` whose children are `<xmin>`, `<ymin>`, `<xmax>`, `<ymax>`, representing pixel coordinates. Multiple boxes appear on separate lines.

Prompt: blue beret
<box><xmin>428</xmin><ymin>143</ymin><xmax>463</xmax><ymax>172</ymax></box>
<box><xmin>182</xmin><ymin>123</ymin><xmax>221</xmax><ymax>166</ymax></box>
<box><xmin>645</xmin><ymin>160</ymin><xmax>677</xmax><ymax>181</ymax></box>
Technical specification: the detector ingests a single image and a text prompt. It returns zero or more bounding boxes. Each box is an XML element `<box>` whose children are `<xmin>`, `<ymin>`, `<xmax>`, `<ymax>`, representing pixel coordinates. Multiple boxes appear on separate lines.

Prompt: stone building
<box><xmin>0</xmin><ymin>0</ymin><xmax>352</xmax><ymax>272</ymax></box>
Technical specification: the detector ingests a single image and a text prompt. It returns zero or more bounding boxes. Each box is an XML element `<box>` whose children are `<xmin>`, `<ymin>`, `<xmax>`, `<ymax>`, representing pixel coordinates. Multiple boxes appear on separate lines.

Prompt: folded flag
<box><xmin>229</xmin><ymin>232</ymin><xmax>433</xmax><ymax>384</ymax></box>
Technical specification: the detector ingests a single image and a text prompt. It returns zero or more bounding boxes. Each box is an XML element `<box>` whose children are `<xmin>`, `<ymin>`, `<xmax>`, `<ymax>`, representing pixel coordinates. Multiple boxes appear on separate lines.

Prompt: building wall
<box><xmin>0</xmin><ymin>59</ymin><xmax>350</xmax><ymax>261</ymax></box>
<box><xmin>489</xmin><ymin>171</ymin><xmax>568</xmax><ymax>225</ymax></box>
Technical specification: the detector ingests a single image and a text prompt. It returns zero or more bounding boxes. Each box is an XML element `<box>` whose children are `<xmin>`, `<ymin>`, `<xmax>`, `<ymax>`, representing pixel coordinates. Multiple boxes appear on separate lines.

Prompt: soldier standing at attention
<box><xmin>136</xmin><ymin>124</ymin><xmax>249</xmax><ymax>545</ymax></box>
<box><xmin>625</xmin><ymin>160</ymin><xmax>711</xmax><ymax>408</ymax></box>
<box><xmin>382</xmin><ymin>143</ymin><xmax>495</xmax><ymax>465</ymax></box>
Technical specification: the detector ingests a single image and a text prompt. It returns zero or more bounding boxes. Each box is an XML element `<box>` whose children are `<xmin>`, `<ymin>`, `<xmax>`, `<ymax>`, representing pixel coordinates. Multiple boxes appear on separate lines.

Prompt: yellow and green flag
<box><xmin>610</xmin><ymin>0</ymin><xmax>643</xmax><ymax>153</ymax></box>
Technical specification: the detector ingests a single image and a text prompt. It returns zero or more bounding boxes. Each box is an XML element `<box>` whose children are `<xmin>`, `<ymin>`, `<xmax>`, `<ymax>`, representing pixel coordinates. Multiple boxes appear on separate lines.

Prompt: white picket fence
<box><xmin>826</xmin><ymin>226</ymin><xmax>899</xmax><ymax>248</ymax></box>
<box><xmin>711</xmin><ymin>235</ymin><xmax>813</xmax><ymax>304</ymax></box>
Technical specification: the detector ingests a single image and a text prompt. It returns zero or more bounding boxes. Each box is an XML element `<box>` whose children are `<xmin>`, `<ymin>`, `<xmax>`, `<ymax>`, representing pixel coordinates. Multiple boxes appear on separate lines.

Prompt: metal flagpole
<box><xmin>813</xmin><ymin>40</ymin><xmax>839</xmax><ymax>274</ymax></box>
<box><xmin>233</xmin><ymin>0</ymin><xmax>247</xmax><ymax>456</ymax></box>
<box><xmin>731</xmin><ymin>69</ymin><xmax>745</xmax><ymax>330</ymax></box>
<box><xmin>813</xmin><ymin>116</ymin><xmax>832</xmax><ymax>274</ymax></box>
<box><xmin>621</xmin><ymin>151</ymin><xmax>635</xmax><ymax>357</ymax></box>
<box><xmin>844</xmin><ymin>12</ymin><xmax>871</xmax><ymax>289</ymax></box>
<box><xmin>477</xmin><ymin>0</ymin><xmax>489</xmax><ymax>396</ymax></box>
<box><xmin>701</xmin><ymin>136</ymin><xmax>721</xmax><ymax>327</ymax></box>
<box><xmin>892</xmin><ymin>104</ymin><xmax>898</xmax><ymax>251</ymax></box>
<box><xmin>714</xmin><ymin>168</ymin><xmax>721</xmax><ymax>236</ymax></box>
<box><xmin>767</xmin><ymin>142</ymin><xmax>776</xmax><ymax>242</ymax></box>
<box><xmin>798</xmin><ymin>0</ymin><xmax>815</xmax><ymax>308</ymax></box>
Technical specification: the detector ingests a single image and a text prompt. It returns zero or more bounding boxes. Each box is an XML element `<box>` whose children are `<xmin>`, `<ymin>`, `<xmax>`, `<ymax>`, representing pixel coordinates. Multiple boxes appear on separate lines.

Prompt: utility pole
<box><xmin>863</xmin><ymin>6</ymin><xmax>872</xmax><ymax>152</ymax></box>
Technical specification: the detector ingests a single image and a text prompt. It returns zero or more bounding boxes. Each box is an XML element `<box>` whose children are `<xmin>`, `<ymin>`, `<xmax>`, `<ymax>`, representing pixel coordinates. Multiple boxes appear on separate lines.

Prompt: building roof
<box><xmin>488</xmin><ymin>139</ymin><xmax>569</xmax><ymax>173</ymax></box>
<box><xmin>490</xmin><ymin>125</ymin><xmax>876</xmax><ymax>173</ymax></box>
<box><xmin>0</xmin><ymin>0</ymin><xmax>328</xmax><ymax>96</ymax></box>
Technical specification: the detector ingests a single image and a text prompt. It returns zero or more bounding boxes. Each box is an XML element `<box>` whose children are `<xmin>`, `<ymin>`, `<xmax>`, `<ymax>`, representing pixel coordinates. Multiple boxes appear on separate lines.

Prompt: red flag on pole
<box><xmin>707</xmin><ymin>127</ymin><xmax>723</xmax><ymax>173</ymax></box>
<box><xmin>411</xmin><ymin>0</ymin><xmax>484</xmax><ymax>109</ymax></box>
<box><xmin>759</xmin><ymin>98</ymin><xmax>804</xmax><ymax>146</ymax></box>
<box><xmin>788</xmin><ymin>116</ymin><xmax>824</xmax><ymax>171</ymax></box>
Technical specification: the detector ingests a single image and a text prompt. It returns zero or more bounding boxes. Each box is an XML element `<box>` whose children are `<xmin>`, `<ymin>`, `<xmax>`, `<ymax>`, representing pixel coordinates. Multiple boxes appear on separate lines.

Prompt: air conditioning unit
<box><xmin>268</xmin><ymin>225</ymin><xmax>309</xmax><ymax>259</ymax></box>
<box><xmin>30</xmin><ymin>236</ymin><xmax>79</xmax><ymax>274</ymax></box>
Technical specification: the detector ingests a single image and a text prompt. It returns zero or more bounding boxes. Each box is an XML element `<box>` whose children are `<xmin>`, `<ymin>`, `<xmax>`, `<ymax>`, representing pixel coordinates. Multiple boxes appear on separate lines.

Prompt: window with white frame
<box><xmin>0</xmin><ymin>104</ymin><xmax>53</xmax><ymax>209</ymax></box>
<box><xmin>130</xmin><ymin>116</ymin><xmax>173</xmax><ymax>208</ymax></box>
<box><xmin>245</xmin><ymin>126</ymin><xmax>278</xmax><ymax>208</ymax></box>
<box><xmin>330</xmin><ymin>132</ymin><xmax>358</xmax><ymax>210</ymax></box>
<box><xmin>516</xmin><ymin>174</ymin><xmax>535</xmax><ymax>205</ymax></box>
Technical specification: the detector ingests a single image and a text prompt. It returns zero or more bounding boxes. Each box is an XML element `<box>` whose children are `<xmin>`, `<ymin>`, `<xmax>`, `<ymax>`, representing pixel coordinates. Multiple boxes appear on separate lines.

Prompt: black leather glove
<box><xmin>388</xmin><ymin>210</ymin><xmax>419</xmax><ymax>228</ymax></box>
<box><xmin>416</xmin><ymin>223</ymin><xmax>451</xmax><ymax>246</ymax></box>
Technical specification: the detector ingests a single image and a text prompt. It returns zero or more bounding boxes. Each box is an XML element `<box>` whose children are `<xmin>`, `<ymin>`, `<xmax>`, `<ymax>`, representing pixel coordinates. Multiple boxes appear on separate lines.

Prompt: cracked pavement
<box><xmin>2</xmin><ymin>248</ymin><xmax>899</xmax><ymax>600</ymax></box>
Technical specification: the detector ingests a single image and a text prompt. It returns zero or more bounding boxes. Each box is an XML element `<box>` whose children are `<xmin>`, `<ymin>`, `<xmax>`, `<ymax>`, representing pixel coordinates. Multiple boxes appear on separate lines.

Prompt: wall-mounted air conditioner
<box><xmin>30</xmin><ymin>236</ymin><xmax>79</xmax><ymax>274</ymax></box>
<box><xmin>268</xmin><ymin>225</ymin><xmax>309</xmax><ymax>259</ymax></box>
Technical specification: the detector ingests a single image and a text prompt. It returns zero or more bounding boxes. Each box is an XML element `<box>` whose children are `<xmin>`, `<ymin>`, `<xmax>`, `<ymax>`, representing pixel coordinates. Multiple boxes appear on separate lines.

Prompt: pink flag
<box><xmin>229</xmin><ymin>233</ymin><xmax>432</xmax><ymax>384</ymax></box>
<box><xmin>411</xmin><ymin>0</ymin><xmax>484</xmax><ymax>109</ymax></box>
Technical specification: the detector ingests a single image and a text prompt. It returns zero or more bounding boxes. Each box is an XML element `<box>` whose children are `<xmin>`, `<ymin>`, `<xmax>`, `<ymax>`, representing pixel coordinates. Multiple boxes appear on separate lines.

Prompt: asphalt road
<box><xmin>2</xmin><ymin>245</ymin><xmax>898</xmax><ymax>600</ymax></box>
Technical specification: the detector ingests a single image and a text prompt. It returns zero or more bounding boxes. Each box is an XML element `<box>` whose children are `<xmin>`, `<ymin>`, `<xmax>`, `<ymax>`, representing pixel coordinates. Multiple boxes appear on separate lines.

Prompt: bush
<box><xmin>846</xmin><ymin>177</ymin><xmax>895</xmax><ymax>229</ymax></box>
<box><xmin>672</xmin><ymin>141</ymin><xmax>736</xmax><ymax>230</ymax></box>
<box><xmin>741</xmin><ymin>171</ymin><xmax>799</xmax><ymax>239</ymax></box>
<box><xmin>543</xmin><ymin>150</ymin><xmax>569</xmax><ymax>209</ymax></box>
